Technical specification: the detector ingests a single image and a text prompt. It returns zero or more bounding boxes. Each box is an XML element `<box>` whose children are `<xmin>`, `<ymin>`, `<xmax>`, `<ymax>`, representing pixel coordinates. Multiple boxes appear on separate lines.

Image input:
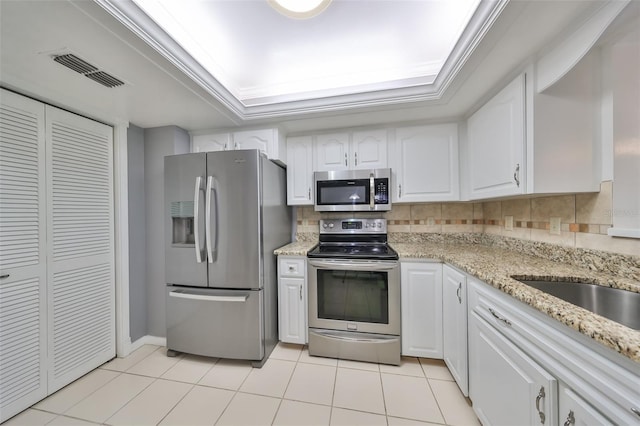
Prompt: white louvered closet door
<box><xmin>45</xmin><ymin>106</ymin><xmax>115</xmax><ymax>393</ymax></box>
<box><xmin>0</xmin><ymin>89</ymin><xmax>47</xmax><ymax>423</ymax></box>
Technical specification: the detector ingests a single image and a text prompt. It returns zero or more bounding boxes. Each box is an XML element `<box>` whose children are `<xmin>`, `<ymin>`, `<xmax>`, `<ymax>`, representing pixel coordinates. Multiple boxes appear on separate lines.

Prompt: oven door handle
<box><xmin>312</xmin><ymin>329</ymin><xmax>398</xmax><ymax>343</ymax></box>
<box><xmin>308</xmin><ymin>259</ymin><xmax>398</xmax><ymax>271</ymax></box>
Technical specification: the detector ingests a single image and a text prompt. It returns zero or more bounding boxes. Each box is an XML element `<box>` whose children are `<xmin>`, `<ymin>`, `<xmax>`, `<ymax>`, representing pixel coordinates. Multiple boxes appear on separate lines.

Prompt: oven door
<box><xmin>307</xmin><ymin>259</ymin><xmax>400</xmax><ymax>335</ymax></box>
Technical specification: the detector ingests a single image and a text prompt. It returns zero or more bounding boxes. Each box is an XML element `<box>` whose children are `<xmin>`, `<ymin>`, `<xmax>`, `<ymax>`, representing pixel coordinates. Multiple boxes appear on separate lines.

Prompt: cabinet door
<box><xmin>314</xmin><ymin>133</ymin><xmax>349</xmax><ymax>171</ymax></box>
<box><xmin>286</xmin><ymin>136</ymin><xmax>313</xmax><ymax>205</ymax></box>
<box><xmin>278</xmin><ymin>278</ymin><xmax>306</xmax><ymax>344</ymax></box>
<box><xmin>558</xmin><ymin>383</ymin><xmax>613</xmax><ymax>426</ymax></box>
<box><xmin>442</xmin><ymin>265</ymin><xmax>468</xmax><ymax>396</ymax></box>
<box><xmin>468</xmin><ymin>74</ymin><xmax>525</xmax><ymax>199</ymax></box>
<box><xmin>391</xmin><ymin>124</ymin><xmax>459</xmax><ymax>202</ymax></box>
<box><xmin>192</xmin><ymin>133</ymin><xmax>230</xmax><ymax>152</ymax></box>
<box><xmin>45</xmin><ymin>106</ymin><xmax>115</xmax><ymax>393</ymax></box>
<box><xmin>0</xmin><ymin>89</ymin><xmax>47</xmax><ymax>422</ymax></box>
<box><xmin>469</xmin><ymin>312</ymin><xmax>557</xmax><ymax>426</ymax></box>
<box><xmin>401</xmin><ymin>262</ymin><xmax>443</xmax><ymax>358</ymax></box>
<box><xmin>351</xmin><ymin>129</ymin><xmax>387</xmax><ymax>169</ymax></box>
<box><xmin>233</xmin><ymin>129</ymin><xmax>273</xmax><ymax>155</ymax></box>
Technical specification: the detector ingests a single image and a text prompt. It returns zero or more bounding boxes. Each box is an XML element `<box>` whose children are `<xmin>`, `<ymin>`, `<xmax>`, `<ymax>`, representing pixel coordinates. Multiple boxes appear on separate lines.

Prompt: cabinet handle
<box><xmin>0</xmin><ymin>274</ymin><xmax>9</xmax><ymax>279</ymax></box>
<box><xmin>344</xmin><ymin>153</ymin><xmax>347</xmax><ymax>166</ymax></box>
<box><xmin>399</xmin><ymin>184</ymin><xmax>402</xmax><ymax>198</ymax></box>
<box><xmin>632</xmin><ymin>408</ymin><xmax>640</xmax><ymax>418</ymax></box>
<box><xmin>514</xmin><ymin>163</ymin><xmax>520</xmax><ymax>187</ymax></box>
<box><xmin>488</xmin><ymin>307</ymin><xmax>512</xmax><ymax>326</ymax></box>
<box><xmin>224</xmin><ymin>143</ymin><xmax>228</xmax><ymax>150</ymax></box>
<box><xmin>535</xmin><ymin>386</ymin><xmax>546</xmax><ymax>424</ymax></box>
<box><xmin>563</xmin><ymin>410</ymin><xmax>575</xmax><ymax>426</ymax></box>
<box><xmin>308</xmin><ymin>187</ymin><xmax>311</xmax><ymax>200</ymax></box>
<box><xmin>355</xmin><ymin>152</ymin><xmax>358</xmax><ymax>166</ymax></box>
<box><xmin>456</xmin><ymin>283</ymin><xmax>462</xmax><ymax>304</ymax></box>
<box><xmin>299</xmin><ymin>285</ymin><xmax>302</xmax><ymax>301</ymax></box>
<box><xmin>235</xmin><ymin>143</ymin><xmax>239</xmax><ymax>149</ymax></box>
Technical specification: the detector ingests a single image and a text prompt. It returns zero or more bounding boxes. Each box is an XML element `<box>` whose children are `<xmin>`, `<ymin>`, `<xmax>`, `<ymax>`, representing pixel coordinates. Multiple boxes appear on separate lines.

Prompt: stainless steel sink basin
<box><xmin>516</xmin><ymin>280</ymin><xmax>640</xmax><ymax>330</ymax></box>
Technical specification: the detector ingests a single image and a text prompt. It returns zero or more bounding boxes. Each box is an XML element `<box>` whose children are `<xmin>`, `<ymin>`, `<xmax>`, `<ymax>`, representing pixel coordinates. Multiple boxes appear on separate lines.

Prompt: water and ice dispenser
<box><xmin>170</xmin><ymin>201</ymin><xmax>195</xmax><ymax>246</ymax></box>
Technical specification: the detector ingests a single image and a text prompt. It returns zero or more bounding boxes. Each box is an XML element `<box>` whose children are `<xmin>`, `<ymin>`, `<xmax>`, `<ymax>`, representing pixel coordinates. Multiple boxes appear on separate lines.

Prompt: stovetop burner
<box><xmin>307</xmin><ymin>218</ymin><xmax>398</xmax><ymax>260</ymax></box>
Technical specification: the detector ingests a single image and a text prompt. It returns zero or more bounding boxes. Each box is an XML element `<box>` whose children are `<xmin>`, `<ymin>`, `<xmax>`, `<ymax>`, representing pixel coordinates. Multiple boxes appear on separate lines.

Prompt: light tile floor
<box><xmin>6</xmin><ymin>343</ymin><xmax>479</xmax><ymax>426</ymax></box>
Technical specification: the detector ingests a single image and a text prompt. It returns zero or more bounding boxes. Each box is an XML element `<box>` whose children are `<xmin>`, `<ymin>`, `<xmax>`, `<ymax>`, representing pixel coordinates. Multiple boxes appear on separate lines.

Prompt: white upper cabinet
<box><xmin>466</xmin><ymin>52</ymin><xmax>604</xmax><ymax>201</ymax></box>
<box><xmin>191</xmin><ymin>128</ymin><xmax>286</xmax><ymax>165</ymax></box>
<box><xmin>467</xmin><ymin>74</ymin><xmax>525</xmax><ymax>200</ymax></box>
<box><xmin>350</xmin><ymin>129</ymin><xmax>388</xmax><ymax>169</ymax></box>
<box><xmin>390</xmin><ymin>123</ymin><xmax>459</xmax><ymax>203</ymax></box>
<box><xmin>314</xmin><ymin>133</ymin><xmax>350</xmax><ymax>171</ymax></box>
<box><xmin>192</xmin><ymin>133</ymin><xmax>230</xmax><ymax>153</ymax></box>
<box><xmin>314</xmin><ymin>130</ymin><xmax>388</xmax><ymax>171</ymax></box>
<box><xmin>286</xmin><ymin>136</ymin><xmax>314</xmax><ymax>205</ymax></box>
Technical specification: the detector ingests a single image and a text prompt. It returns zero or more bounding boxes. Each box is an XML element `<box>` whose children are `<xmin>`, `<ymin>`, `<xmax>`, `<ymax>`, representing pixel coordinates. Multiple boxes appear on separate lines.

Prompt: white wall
<box><xmin>127</xmin><ymin>124</ymin><xmax>147</xmax><ymax>341</ymax></box>
<box><xmin>143</xmin><ymin>126</ymin><xmax>190</xmax><ymax>338</ymax></box>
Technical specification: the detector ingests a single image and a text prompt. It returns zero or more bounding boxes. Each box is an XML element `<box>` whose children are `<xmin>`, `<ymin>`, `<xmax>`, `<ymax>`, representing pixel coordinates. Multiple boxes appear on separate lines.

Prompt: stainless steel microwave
<box><xmin>314</xmin><ymin>168</ymin><xmax>391</xmax><ymax>212</ymax></box>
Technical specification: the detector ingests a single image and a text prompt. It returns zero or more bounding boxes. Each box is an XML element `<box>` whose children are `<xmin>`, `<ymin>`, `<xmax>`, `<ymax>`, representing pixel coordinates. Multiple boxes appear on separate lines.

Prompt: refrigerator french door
<box><xmin>164</xmin><ymin>150</ymin><xmax>289</xmax><ymax>366</ymax></box>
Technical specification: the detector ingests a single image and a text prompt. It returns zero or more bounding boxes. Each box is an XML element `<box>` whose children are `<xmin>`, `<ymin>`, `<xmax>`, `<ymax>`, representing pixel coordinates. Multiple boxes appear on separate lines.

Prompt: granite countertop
<box><xmin>274</xmin><ymin>239</ymin><xmax>640</xmax><ymax>363</ymax></box>
<box><xmin>274</xmin><ymin>241</ymin><xmax>317</xmax><ymax>256</ymax></box>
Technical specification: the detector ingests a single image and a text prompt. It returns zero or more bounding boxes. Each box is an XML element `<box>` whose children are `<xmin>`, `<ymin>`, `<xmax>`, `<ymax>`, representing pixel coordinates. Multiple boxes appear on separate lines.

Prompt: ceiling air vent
<box><xmin>53</xmin><ymin>53</ymin><xmax>124</xmax><ymax>88</ymax></box>
<box><xmin>85</xmin><ymin>71</ymin><xmax>124</xmax><ymax>88</ymax></box>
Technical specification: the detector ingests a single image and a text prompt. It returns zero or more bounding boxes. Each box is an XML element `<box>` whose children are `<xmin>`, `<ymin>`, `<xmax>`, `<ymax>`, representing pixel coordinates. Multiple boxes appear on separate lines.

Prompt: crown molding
<box><xmin>92</xmin><ymin>0</ymin><xmax>508</xmax><ymax>121</ymax></box>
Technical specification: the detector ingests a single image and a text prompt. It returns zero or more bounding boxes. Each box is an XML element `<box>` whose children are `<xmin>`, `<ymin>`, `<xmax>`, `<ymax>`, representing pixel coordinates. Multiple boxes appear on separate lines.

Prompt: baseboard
<box><xmin>130</xmin><ymin>335</ymin><xmax>167</xmax><ymax>352</ymax></box>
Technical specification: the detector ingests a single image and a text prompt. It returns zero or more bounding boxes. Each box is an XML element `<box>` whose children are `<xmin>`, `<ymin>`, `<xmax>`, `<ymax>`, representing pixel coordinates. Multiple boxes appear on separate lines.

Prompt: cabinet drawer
<box><xmin>279</xmin><ymin>257</ymin><xmax>305</xmax><ymax>278</ymax></box>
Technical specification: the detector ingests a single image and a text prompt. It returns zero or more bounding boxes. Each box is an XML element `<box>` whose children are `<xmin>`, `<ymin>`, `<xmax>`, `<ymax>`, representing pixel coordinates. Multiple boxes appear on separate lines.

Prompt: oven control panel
<box><xmin>319</xmin><ymin>218</ymin><xmax>387</xmax><ymax>234</ymax></box>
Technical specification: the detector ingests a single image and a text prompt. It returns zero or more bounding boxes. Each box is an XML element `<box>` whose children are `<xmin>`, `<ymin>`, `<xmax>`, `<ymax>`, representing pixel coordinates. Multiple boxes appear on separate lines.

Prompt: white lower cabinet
<box><xmin>400</xmin><ymin>262</ymin><xmax>442</xmax><ymax>358</ymax></box>
<box><xmin>467</xmin><ymin>278</ymin><xmax>640</xmax><ymax>426</ymax></box>
<box><xmin>469</xmin><ymin>310</ymin><xmax>557</xmax><ymax>426</ymax></box>
<box><xmin>442</xmin><ymin>265</ymin><xmax>468</xmax><ymax>396</ymax></box>
<box><xmin>277</xmin><ymin>256</ymin><xmax>307</xmax><ymax>344</ymax></box>
<box><xmin>558</xmin><ymin>383</ymin><xmax>613</xmax><ymax>426</ymax></box>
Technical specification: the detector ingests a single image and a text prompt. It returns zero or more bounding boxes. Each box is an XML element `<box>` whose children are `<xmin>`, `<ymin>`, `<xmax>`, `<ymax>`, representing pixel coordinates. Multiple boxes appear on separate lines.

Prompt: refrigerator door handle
<box><xmin>169</xmin><ymin>290</ymin><xmax>248</xmax><ymax>303</ymax></box>
<box><xmin>205</xmin><ymin>176</ymin><xmax>214</xmax><ymax>263</ymax></box>
<box><xmin>193</xmin><ymin>176</ymin><xmax>203</xmax><ymax>263</ymax></box>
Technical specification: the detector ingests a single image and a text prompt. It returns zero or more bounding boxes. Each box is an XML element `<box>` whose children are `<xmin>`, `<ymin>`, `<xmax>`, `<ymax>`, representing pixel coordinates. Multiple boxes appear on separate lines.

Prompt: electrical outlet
<box><xmin>550</xmin><ymin>217</ymin><xmax>561</xmax><ymax>235</ymax></box>
<box><xmin>505</xmin><ymin>216</ymin><xmax>514</xmax><ymax>231</ymax></box>
<box><xmin>427</xmin><ymin>216</ymin><xmax>435</xmax><ymax>226</ymax></box>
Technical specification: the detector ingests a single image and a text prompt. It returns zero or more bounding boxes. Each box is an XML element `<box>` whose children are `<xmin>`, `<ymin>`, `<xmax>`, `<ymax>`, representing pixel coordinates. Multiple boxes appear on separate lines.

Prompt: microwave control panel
<box><xmin>374</xmin><ymin>179</ymin><xmax>388</xmax><ymax>204</ymax></box>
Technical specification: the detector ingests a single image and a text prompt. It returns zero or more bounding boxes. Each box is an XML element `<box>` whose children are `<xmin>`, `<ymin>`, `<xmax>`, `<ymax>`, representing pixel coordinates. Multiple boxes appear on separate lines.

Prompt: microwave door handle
<box><xmin>193</xmin><ymin>176</ymin><xmax>203</xmax><ymax>263</ymax></box>
<box><xmin>205</xmin><ymin>176</ymin><xmax>214</xmax><ymax>263</ymax></box>
<box><xmin>370</xmin><ymin>173</ymin><xmax>375</xmax><ymax>210</ymax></box>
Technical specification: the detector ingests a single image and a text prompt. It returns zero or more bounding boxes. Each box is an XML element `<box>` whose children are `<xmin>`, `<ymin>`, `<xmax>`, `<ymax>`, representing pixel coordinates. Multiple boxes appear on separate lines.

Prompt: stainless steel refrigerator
<box><xmin>164</xmin><ymin>149</ymin><xmax>291</xmax><ymax>367</ymax></box>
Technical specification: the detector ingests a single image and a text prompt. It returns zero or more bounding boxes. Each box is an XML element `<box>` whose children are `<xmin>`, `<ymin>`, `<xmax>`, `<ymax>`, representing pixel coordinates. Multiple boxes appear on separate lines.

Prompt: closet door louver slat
<box><xmin>45</xmin><ymin>106</ymin><xmax>115</xmax><ymax>394</ymax></box>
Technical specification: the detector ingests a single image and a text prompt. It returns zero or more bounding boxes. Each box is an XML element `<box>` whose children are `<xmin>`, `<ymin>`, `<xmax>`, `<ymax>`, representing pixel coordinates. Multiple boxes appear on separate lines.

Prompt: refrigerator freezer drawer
<box><xmin>166</xmin><ymin>286</ymin><xmax>264</xmax><ymax>361</ymax></box>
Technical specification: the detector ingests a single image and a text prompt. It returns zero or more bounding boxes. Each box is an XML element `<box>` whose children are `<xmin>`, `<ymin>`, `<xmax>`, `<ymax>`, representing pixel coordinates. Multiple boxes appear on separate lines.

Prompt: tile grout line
<box><xmin>425</xmin><ymin>377</ymin><xmax>449</xmax><ymax>426</ymax></box>
<box><xmin>102</xmin><ymin>374</ymin><xmax>159</xmax><ymax>426</ymax></box>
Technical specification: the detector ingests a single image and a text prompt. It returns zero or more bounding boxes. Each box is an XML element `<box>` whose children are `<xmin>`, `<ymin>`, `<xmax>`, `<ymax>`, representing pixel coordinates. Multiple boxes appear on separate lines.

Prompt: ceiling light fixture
<box><xmin>268</xmin><ymin>0</ymin><xmax>331</xmax><ymax>19</ymax></box>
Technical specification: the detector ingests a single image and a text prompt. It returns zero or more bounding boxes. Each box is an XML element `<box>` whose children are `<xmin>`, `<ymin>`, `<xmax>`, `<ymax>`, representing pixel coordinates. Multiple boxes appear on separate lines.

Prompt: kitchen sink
<box><xmin>515</xmin><ymin>279</ymin><xmax>640</xmax><ymax>330</ymax></box>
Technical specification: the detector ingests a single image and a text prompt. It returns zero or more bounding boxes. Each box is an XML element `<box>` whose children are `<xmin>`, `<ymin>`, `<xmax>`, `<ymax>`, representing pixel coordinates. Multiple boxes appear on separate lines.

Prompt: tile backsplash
<box><xmin>296</xmin><ymin>181</ymin><xmax>640</xmax><ymax>257</ymax></box>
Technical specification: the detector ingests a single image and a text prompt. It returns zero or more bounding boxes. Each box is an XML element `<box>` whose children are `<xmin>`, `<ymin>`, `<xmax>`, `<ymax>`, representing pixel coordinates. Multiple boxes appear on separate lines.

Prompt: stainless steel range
<box><xmin>307</xmin><ymin>218</ymin><xmax>400</xmax><ymax>365</ymax></box>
